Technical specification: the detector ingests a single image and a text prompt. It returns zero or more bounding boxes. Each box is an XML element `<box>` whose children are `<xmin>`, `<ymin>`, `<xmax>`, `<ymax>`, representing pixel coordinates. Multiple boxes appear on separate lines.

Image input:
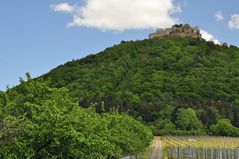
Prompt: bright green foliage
<box><xmin>0</xmin><ymin>90</ymin><xmax>27</xmax><ymax>149</ymax></box>
<box><xmin>210</xmin><ymin>119</ymin><xmax>239</xmax><ymax>137</ymax></box>
<box><xmin>0</xmin><ymin>76</ymin><xmax>152</xmax><ymax>158</ymax></box>
<box><xmin>41</xmin><ymin>37</ymin><xmax>239</xmax><ymax>135</ymax></box>
<box><xmin>153</xmin><ymin>107</ymin><xmax>205</xmax><ymax>136</ymax></box>
<box><xmin>175</xmin><ymin>108</ymin><xmax>203</xmax><ymax>131</ymax></box>
<box><xmin>103</xmin><ymin>112</ymin><xmax>153</xmax><ymax>156</ymax></box>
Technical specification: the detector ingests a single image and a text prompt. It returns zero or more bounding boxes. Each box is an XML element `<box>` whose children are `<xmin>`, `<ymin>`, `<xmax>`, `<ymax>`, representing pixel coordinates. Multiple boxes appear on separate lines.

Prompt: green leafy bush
<box><xmin>210</xmin><ymin>119</ymin><xmax>239</xmax><ymax>137</ymax></box>
<box><xmin>0</xmin><ymin>76</ymin><xmax>152</xmax><ymax>158</ymax></box>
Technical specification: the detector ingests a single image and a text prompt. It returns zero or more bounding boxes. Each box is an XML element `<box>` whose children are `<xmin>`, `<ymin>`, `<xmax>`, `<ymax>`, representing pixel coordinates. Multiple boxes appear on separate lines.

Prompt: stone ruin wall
<box><xmin>149</xmin><ymin>24</ymin><xmax>202</xmax><ymax>39</ymax></box>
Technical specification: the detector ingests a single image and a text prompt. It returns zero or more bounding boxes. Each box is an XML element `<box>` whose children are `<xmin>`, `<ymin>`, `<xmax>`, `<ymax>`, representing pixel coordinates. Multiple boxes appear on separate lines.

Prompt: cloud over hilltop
<box><xmin>200</xmin><ymin>30</ymin><xmax>220</xmax><ymax>45</ymax></box>
<box><xmin>50</xmin><ymin>0</ymin><xmax>181</xmax><ymax>31</ymax></box>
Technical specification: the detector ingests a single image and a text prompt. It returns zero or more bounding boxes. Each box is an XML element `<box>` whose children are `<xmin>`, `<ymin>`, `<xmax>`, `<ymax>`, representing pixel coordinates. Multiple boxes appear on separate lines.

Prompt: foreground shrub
<box><xmin>0</xmin><ymin>76</ymin><xmax>152</xmax><ymax>158</ymax></box>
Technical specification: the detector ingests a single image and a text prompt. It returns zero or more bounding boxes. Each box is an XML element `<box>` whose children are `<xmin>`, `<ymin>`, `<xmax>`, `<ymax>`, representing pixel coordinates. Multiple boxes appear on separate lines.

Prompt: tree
<box><xmin>175</xmin><ymin>108</ymin><xmax>203</xmax><ymax>131</ymax></box>
<box><xmin>0</xmin><ymin>91</ymin><xmax>27</xmax><ymax>148</ymax></box>
<box><xmin>103</xmin><ymin>111</ymin><xmax>152</xmax><ymax>157</ymax></box>
<box><xmin>210</xmin><ymin>119</ymin><xmax>239</xmax><ymax>137</ymax></box>
<box><xmin>0</xmin><ymin>75</ymin><xmax>152</xmax><ymax>158</ymax></box>
<box><xmin>153</xmin><ymin>119</ymin><xmax>176</xmax><ymax>135</ymax></box>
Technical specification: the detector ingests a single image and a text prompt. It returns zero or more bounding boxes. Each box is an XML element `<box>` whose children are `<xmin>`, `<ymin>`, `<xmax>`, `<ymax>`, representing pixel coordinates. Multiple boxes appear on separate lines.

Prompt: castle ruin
<box><xmin>149</xmin><ymin>24</ymin><xmax>202</xmax><ymax>39</ymax></box>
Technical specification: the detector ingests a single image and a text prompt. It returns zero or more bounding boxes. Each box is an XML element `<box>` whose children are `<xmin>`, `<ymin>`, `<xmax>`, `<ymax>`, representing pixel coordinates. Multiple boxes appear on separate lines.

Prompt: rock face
<box><xmin>149</xmin><ymin>24</ymin><xmax>202</xmax><ymax>39</ymax></box>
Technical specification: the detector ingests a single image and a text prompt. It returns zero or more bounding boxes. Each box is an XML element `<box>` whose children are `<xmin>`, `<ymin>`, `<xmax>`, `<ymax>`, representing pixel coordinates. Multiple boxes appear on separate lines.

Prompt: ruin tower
<box><xmin>149</xmin><ymin>24</ymin><xmax>202</xmax><ymax>39</ymax></box>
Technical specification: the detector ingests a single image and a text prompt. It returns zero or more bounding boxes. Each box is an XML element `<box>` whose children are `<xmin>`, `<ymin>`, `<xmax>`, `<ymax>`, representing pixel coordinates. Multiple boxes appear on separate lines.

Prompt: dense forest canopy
<box><xmin>42</xmin><ymin>37</ymin><xmax>239</xmax><ymax>135</ymax></box>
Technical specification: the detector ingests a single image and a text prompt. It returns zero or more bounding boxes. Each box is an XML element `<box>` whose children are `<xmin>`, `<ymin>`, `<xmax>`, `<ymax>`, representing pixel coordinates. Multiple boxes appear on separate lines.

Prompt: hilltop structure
<box><xmin>149</xmin><ymin>24</ymin><xmax>202</xmax><ymax>39</ymax></box>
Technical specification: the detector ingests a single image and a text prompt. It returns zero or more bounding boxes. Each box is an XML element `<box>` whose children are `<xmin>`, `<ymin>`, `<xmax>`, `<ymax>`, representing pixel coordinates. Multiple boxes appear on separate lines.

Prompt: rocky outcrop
<box><xmin>149</xmin><ymin>24</ymin><xmax>202</xmax><ymax>39</ymax></box>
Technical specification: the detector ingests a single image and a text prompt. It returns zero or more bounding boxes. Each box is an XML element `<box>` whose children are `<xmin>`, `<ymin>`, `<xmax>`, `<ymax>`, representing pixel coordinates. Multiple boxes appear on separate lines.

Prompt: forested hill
<box><xmin>42</xmin><ymin>37</ymin><xmax>239</xmax><ymax>135</ymax></box>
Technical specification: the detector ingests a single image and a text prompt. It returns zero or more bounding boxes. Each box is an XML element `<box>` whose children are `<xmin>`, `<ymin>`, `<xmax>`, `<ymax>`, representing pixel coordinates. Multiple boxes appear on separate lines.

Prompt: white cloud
<box><xmin>228</xmin><ymin>14</ymin><xmax>239</xmax><ymax>29</ymax></box>
<box><xmin>50</xmin><ymin>0</ymin><xmax>180</xmax><ymax>31</ymax></box>
<box><xmin>50</xmin><ymin>3</ymin><xmax>75</xmax><ymax>13</ymax></box>
<box><xmin>200</xmin><ymin>30</ymin><xmax>220</xmax><ymax>45</ymax></box>
<box><xmin>215</xmin><ymin>11</ymin><xmax>224</xmax><ymax>21</ymax></box>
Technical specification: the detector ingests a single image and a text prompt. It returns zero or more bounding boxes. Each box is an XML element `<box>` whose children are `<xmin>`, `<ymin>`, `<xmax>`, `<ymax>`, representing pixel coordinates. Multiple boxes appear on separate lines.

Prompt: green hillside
<box><xmin>42</xmin><ymin>37</ymin><xmax>239</xmax><ymax>135</ymax></box>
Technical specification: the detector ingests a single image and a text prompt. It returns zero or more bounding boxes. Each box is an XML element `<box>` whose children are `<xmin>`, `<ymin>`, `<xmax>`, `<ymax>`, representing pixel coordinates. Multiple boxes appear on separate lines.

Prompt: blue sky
<box><xmin>0</xmin><ymin>0</ymin><xmax>238</xmax><ymax>90</ymax></box>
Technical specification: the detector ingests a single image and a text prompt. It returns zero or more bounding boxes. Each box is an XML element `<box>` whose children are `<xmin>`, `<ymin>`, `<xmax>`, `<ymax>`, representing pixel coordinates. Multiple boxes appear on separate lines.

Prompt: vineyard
<box><xmin>161</xmin><ymin>136</ymin><xmax>239</xmax><ymax>149</ymax></box>
<box><xmin>161</xmin><ymin>136</ymin><xmax>239</xmax><ymax>159</ymax></box>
